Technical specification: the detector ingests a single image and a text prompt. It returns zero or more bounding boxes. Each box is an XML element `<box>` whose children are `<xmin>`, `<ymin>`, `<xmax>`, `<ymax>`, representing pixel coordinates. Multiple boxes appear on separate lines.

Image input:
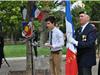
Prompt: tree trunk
<box><xmin>26</xmin><ymin>1</ymin><xmax>35</xmax><ymax>75</ymax></box>
<box><xmin>26</xmin><ymin>40</ymin><xmax>34</xmax><ymax>75</ymax></box>
<box><xmin>40</xmin><ymin>11</ymin><xmax>48</xmax><ymax>47</ymax></box>
<box><xmin>11</xmin><ymin>33</ymin><xmax>14</xmax><ymax>44</ymax></box>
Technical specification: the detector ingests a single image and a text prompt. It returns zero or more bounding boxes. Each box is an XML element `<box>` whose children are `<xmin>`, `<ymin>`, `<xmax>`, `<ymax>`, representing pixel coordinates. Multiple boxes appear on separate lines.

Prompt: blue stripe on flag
<box><xmin>66</xmin><ymin>0</ymin><xmax>74</xmax><ymax>37</ymax></box>
<box><xmin>22</xmin><ymin>21</ymin><xmax>28</xmax><ymax>27</ymax></box>
<box><xmin>32</xmin><ymin>5</ymin><xmax>37</xmax><ymax>17</ymax></box>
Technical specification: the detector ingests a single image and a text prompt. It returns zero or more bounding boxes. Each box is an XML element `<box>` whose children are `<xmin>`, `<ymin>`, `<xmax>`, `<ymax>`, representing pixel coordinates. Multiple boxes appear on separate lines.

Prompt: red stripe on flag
<box><xmin>66</xmin><ymin>48</ymin><xmax>78</xmax><ymax>75</ymax></box>
<box><xmin>37</xmin><ymin>12</ymin><xmax>44</xmax><ymax>22</ymax></box>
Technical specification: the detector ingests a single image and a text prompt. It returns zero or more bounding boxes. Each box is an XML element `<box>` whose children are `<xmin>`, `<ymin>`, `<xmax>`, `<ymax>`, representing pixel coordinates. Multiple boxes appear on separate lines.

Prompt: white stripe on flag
<box><xmin>35</xmin><ymin>8</ymin><xmax>41</xmax><ymax>18</ymax></box>
<box><xmin>66</xmin><ymin>18</ymin><xmax>77</xmax><ymax>54</ymax></box>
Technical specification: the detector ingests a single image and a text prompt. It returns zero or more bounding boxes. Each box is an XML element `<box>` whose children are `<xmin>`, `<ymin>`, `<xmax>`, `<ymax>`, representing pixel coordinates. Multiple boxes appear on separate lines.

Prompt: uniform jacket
<box><xmin>75</xmin><ymin>23</ymin><xmax>96</xmax><ymax>68</ymax></box>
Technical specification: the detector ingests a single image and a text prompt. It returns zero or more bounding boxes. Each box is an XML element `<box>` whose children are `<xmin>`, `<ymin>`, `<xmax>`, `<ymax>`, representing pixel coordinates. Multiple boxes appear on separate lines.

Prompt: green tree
<box><xmin>84</xmin><ymin>1</ymin><xmax>100</xmax><ymax>21</ymax></box>
<box><xmin>71</xmin><ymin>1</ymin><xmax>100</xmax><ymax>29</ymax></box>
<box><xmin>0</xmin><ymin>1</ymin><xmax>24</xmax><ymax>43</ymax></box>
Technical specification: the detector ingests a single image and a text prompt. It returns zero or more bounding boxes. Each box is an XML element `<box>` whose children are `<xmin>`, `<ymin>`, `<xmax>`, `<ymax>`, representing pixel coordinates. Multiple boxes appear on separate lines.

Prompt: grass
<box><xmin>4</xmin><ymin>44</ymin><xmax>26</xmax><ymax>57</ymax></box>
<box><xmin>4</xmin><ymin>44</ymin><xmax>67</xmax><ymax>57</ymax></box>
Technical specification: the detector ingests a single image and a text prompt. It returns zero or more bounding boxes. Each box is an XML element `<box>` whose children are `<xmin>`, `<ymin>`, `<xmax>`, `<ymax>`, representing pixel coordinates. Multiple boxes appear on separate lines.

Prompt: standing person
<box><xmin>97</xmin><ymin>31</ymin><xmax>100</xmax><ymax>75</ymax></box>
<box><xmin>98</xmin><ymin>59</ymin><xmax>100</xmax><ymax>75</ymax></box>
<box><xmin>45</xmin><ymin>16</ymin><xmax>64</xmax><ymax>75</ymax></box>
<box><xmin>0</xmin><ymin>32</ymin><xmax>4</xmax><ymax>68</ymax></box>
<box><xmin>68</xmin><ymin>11</ymin><xmax>97</xmax><ymax>75</ymax></box>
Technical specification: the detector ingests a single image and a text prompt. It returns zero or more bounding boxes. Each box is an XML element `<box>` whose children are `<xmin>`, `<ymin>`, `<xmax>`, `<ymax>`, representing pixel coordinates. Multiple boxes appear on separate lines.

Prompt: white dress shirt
<box><xmin>81</xmin><ymin>22</ymin><xmax>89</xmax><ymax>32</ymax></box>
<box><xmin>49</xmin><ymin>27</ymin><xmax>64</xmax><ymax>51</ymax></box>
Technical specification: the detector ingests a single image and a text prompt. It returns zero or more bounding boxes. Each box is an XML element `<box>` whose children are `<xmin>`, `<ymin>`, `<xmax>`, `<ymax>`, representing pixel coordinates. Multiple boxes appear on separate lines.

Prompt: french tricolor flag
<box><xmin>32</xmin><ymin>5</ymin><xmax>44</xmax><ymax>21</ymax></box>
<box><xmin>65</xmin><ymin>0</ymin><xmax>78</xmax><ymax>75</ymax></box>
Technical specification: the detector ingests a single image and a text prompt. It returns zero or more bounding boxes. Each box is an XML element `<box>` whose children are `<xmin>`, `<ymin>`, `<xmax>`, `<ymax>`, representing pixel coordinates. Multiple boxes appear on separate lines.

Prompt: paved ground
<box><xmin>0</xmin><ymin>56</ymin><xmax>99</xmax><ymax>75</ymax></box>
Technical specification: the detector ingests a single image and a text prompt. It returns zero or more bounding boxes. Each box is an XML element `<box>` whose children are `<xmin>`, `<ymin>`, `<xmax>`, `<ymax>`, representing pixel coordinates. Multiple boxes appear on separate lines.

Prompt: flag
<box><xmin>65</xmin><ymin>0</ymin><xmax>78</xmax><ymax>75</ymax></box>
<box><xmin>32</xmin><ymin>5</ymin><xmax>44</xmax><ymax>21</ymax></box>
<box><xmin>22</xmin><ymin>8</ymin><xmax>27</xmax><ymax>20</ymax></box>
<box><xmin>22</xmin><ymin>21</ymin><xmax>28</xmax><ymax>27</ymax></box>
<box><xmin>22</xmin><ymin>21</ymin><xmax>33</xmax><ymax>38</ymax></box>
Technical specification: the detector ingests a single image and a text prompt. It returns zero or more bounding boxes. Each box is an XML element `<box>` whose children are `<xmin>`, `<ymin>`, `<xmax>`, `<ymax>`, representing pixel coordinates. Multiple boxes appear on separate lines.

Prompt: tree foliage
<box><xmin>0</xmin><ymin>1</ymin><xmax>23</xmax><ymax>40</ymax></box>
<box><xmin>71</xmin><ymin>1</ymin><xmax>100</xmax><ymax>29</ymax></box>
<box><xmin>84</xmin><ymin>1</ymin><xmax>100</xmax><ymax>21</ymax></box>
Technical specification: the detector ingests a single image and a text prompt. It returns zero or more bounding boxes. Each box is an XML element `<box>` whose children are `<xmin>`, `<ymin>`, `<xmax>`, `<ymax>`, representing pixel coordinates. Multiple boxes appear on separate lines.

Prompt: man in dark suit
<box><xmin>0</xmin><ymin>33</ymin><xmax>4</xmax><ymax>68</ymax></box>
<box><xmin>97</xmin><ymin>31</ymin><xmax>100</xmax><ymax>75</ymax></box>
<box><xmin>68</xmin><ymin>12</ymin><xmax>96</xmax><ymax>75</ymax></box>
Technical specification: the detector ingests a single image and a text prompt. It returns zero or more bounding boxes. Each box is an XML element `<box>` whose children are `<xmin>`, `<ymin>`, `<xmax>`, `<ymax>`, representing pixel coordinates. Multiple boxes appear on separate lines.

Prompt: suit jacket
<box><xmin>75</xmin><ymin>23</ymin><xmax>96</xmax><ymax>68</ymax></box>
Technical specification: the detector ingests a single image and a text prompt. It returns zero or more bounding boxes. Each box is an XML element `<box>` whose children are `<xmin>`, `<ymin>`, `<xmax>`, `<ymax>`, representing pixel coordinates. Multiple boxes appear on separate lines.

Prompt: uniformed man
<box><xmin>68</xmin><ymin>12</ymin><xmax>97</xmax><ymax>75</ymax></box>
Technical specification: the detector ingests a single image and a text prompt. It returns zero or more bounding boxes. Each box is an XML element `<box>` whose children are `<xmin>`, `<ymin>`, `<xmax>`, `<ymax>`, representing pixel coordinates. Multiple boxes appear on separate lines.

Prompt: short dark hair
<box><xmin>79</xmin><ymin>11</ymin><xmax>89</xmax><ymax>16</ymax></box>
<box><xmin>45</xmin><ymin>16</ymin><xmax>56</xmax><ymax>25</ymax></box>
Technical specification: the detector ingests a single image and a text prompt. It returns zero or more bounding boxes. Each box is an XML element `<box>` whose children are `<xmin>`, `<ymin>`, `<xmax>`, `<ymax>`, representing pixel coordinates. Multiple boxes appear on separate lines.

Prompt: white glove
<box><xmin>68</xmin><ymin>37</ymin><xmax>78</xmax><ymax>46</ymax></box>
<box><xmin>44</xmin><ymin>43</ymin><xmax>52</xmax><ymax>48</ymax></box>
<box><xmin>45</xmin><ymin>43</ymin><xmax>50</xmax><ymax>46</ymax></box>
<box><xmin>32</xmin><ymin>42</ymin><xmax>38</xmax><ymax>46</ymax></box>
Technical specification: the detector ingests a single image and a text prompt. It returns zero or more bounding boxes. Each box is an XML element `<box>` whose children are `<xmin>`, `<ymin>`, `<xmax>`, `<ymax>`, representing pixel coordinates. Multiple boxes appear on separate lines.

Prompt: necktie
<box><xmin>50</xmin><ymin>31</ymin><xmax>52</xmax><ymax>45</ymax></box>
<box><xmin>79</xmin><ymin>27</ymin><xmax>82</xmax><ymax>33</ymax></box>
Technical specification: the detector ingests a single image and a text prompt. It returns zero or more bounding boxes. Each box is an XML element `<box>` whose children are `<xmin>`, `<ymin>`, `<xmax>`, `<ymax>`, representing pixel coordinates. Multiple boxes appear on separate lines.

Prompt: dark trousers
<box><xmin>0</xmin><ymin>58</ymin><xmax>2</xmax><ymax>68</ymax></box>
<box><xmin>0</xmin><ymin>47</ymin><xmax>4</xmax><ymax>68</ymax></box>
<box><xmin>33</xmin><ymin>46</ymin><xmax>38</xmax><ymax>57</ymax></box>
<box><xmin>98</xmin><ymin>59</ymin><xmax>100</xmax><ymax>75</ymax></box>
<box><xmin>78</xmin><ymin>67</ymin><xmax>92</xmax><ymax>75</ymax></box>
